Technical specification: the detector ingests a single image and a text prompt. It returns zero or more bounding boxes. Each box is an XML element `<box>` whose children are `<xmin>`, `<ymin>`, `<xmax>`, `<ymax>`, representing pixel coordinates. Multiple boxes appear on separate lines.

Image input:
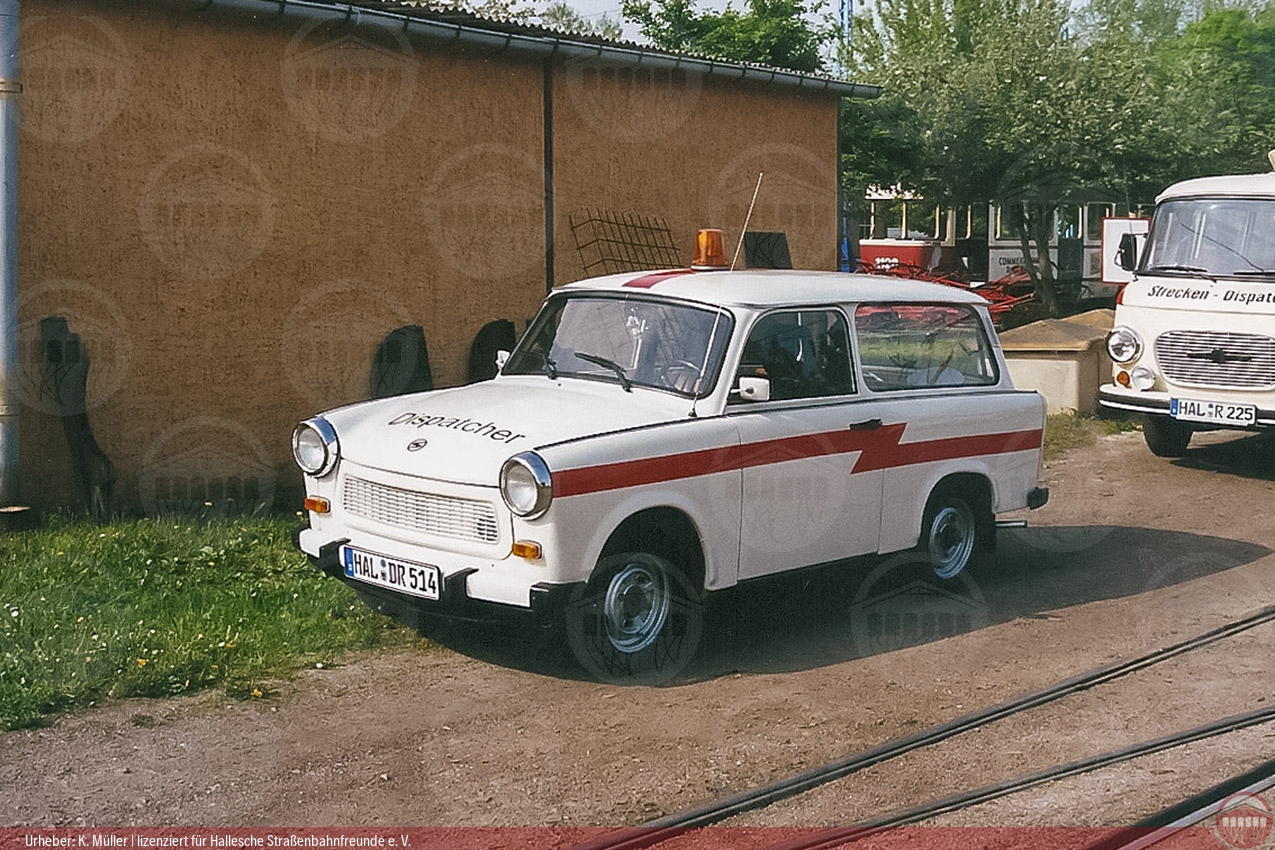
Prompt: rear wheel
<box><xmin>1143</xmin><ymin>415</ymin><xmax>1193</xmax><ymax>458</ymax></box>
<box><xmin>564</xmin><ymin>552</ymin><xmax>704</xmax><ymax>683</ymax></box>
<box><xmin>918</xmin><ymin>488</ymin><xmax>985</xmax><ymax>580</ymax></box>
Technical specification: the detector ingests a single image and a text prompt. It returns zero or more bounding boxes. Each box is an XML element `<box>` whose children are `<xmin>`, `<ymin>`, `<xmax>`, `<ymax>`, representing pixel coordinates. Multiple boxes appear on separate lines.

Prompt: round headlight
<box><xmin>500</xmin><ymin>452</ymin><xmax>553</xmax><ymax>519</ymax></box>
<box><xmin>1129</xmin><ymin>365</ymin><xmax>1157</xmax><ymax>391</ymax></box>
<box><xmin>1106</xmin><ymin>326</ymin><xmax>1142</xmax><ymax>364</ymax></box>
<box><xmin>292</xmin><ymin>417</ymin><xmax>339</xmax><ymax>477</ymax></box>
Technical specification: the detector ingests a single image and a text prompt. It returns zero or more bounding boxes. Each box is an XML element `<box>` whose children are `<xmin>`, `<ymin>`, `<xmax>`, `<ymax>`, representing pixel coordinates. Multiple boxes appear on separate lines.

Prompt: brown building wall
<box><xmin>17</xmin><ymin>1</ymin><xmax>844</xmax><ymax>515</ymax></box>
<box><xmin>551</xmin><ymin>64</ymin><xmax>839</xmax><ymax>280</ymax></box>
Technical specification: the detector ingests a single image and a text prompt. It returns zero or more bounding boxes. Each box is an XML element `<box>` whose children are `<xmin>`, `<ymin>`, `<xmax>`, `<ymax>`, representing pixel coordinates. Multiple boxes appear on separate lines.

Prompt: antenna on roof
<box><xmin>730</xmin><ymin>173</ymin><xmax>764</xmax><ymax>271</ymax></box>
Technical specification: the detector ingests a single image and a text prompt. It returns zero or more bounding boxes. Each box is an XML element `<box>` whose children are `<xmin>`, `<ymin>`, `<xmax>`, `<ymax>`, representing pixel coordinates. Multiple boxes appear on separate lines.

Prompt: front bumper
<box><xmin>295</xmin><ymin>528</ymin><xmax>582</xmax><ymax>627</ymax></box>
<box><xmin>1098</xmin><ymin>384</ymin><xmax>1275</xmax><ymax>427</ymax></box>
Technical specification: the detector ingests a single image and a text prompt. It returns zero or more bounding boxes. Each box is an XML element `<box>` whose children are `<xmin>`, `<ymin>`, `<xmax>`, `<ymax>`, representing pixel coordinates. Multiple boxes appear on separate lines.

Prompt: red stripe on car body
<box><xmin>552</xmin><ymin>426</ymin><xmax>1043</xmax><ymax>498</ymax></box>
<box><xmin>623</xmin><ymin>269</ymin><xmax>695</xmax><ymax>289</ymax></box>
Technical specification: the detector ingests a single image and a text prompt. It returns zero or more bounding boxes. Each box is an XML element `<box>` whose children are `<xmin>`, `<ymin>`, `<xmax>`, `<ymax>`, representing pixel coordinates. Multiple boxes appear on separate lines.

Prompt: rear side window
<box><xmin>854</xmin><ymin>304</ymin><xmax>999</xmax><ymax>391</ymax></box>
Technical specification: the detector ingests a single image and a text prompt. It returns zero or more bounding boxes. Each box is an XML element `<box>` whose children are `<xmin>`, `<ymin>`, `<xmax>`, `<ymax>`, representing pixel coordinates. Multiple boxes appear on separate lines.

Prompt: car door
<box><xmin>727</xmin><ymin>308</ymin><xmax>884</xmax><ymax>581</ymax></box>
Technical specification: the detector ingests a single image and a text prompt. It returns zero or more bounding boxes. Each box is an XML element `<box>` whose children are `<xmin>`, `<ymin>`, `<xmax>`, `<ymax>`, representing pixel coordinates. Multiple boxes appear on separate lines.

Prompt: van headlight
<box><xmin>293</xmin><ymin>417</ymin><xmax>340</xmax><ymax>477</ymax></box>
<box><xmin>500</xmin><ymin>452</ymin><xmax>553</xmax><ymax>519</ymax></box>
<box><xmin>1106</xmin><ymin>326</ymin><xmax>1142</xmax><ymax>364</ymax></box>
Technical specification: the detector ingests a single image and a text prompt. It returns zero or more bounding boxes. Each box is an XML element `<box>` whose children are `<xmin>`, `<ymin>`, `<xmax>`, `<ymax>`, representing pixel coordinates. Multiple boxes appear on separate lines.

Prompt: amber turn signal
<box><xmin>511</xmin><ymin>540</ymin><xmax>543</xmax><ymax>560</ymax></box>
<box><xmin>304</xmin><ymin>496</ymin><xmax>330</xmax><ymax>514</ymax></box>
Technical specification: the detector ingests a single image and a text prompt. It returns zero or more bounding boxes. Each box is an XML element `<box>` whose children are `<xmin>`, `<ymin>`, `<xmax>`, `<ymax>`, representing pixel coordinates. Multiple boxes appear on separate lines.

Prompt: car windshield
<box><xmin>1141</xmin><ymin>198</ymin><xmax>1275</xmax><ymax>278</ymax></box>
<box><xmin>504</xmin><ymin>294</ymin><xmax>734</xmax><ymax>398</ymax></box>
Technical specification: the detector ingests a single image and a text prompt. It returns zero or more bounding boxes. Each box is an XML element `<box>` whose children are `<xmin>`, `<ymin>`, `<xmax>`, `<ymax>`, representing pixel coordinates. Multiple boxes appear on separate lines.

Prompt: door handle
<box><xmin>847</xmin><ymin>418</ymin><xmax>882</xmax><ymax>431</ymax></box>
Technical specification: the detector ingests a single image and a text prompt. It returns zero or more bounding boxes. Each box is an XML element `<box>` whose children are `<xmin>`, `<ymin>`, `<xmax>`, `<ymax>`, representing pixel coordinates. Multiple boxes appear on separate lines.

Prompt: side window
<box><xmin>735</xmin><ymin>309</ymin><xmax>854</xmax><ymax>401</ymax></box>
<box><xmin>854</xmin><ymin>304</ymin><xmax>999</xmax><ymax>392</ymax></box>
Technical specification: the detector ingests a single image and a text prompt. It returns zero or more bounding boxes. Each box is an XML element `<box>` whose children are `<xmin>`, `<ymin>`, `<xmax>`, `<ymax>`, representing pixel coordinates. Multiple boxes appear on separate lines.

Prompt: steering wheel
<box><xmin>656</xmin><ymin>359</ymin><xmax>701</xmax><ymax>392</ymax></box>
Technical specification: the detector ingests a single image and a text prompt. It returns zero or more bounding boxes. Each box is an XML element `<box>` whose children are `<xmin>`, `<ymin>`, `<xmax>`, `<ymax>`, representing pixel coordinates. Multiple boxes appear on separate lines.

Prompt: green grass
<box><xmin>1043</xmin><ymin>411</ymin><xmax>1141</xmax><ymax>460</ymax></box>
<box><xmin>0</xmin><ymin>515</ymin><xmax>416</xmax><ymax>731</ymax></box>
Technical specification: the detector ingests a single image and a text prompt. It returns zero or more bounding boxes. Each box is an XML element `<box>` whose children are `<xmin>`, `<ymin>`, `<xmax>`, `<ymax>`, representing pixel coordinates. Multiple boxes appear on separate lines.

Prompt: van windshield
<box><xmin>504</xmin><ymin>294</ymin><xmax>734</xmax><ymax>398</ymax></box>
<box><xmin>1141</xmin><ymin>198</ymin><xmax>1275</xmax><ymax>278</ymax></box>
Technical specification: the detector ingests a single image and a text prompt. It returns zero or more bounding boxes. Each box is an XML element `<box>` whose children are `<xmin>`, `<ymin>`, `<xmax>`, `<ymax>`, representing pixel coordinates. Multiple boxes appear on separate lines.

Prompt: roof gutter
<box><xmin>180</xmin><ymin>0</ymin><xmax>882</xmax><ymax>99</ymax></box>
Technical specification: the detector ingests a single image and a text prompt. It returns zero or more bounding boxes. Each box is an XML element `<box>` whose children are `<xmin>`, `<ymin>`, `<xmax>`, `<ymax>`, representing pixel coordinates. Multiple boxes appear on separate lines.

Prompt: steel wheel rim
<box><xmin>929</xmin><ymin>503</ymin><xmax>975</xmax><ymax>579</ymax></box>
<box><xmin>603</xmin><ymin>561</ymin><xmax>671</xmax><ymax>653</ymax></box>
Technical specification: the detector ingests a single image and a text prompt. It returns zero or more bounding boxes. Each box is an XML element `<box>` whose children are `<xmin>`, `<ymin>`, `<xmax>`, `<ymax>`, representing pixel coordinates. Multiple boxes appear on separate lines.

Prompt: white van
<box><xmin>1099</xmin><ymin>161</ymin><xmax>1275</xmax><ymax>456</ymax></box>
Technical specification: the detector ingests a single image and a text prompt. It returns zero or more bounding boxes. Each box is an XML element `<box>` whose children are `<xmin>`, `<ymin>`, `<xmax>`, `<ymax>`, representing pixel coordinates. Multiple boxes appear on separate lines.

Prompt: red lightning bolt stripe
<box><xmin>552</xmin><ymin>425</ymin><xmax>1042</xmax><ymax>498</ymax></box>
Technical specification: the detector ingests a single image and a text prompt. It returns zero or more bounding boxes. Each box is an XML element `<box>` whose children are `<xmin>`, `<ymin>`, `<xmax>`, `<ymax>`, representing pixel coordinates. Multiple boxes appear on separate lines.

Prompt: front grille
<box><xmin>342</xmin><ymin>476</ymin><xmax>500</xmax><ymax>543</ymax></box>
<box><xmin>1155</xmin><ymin>330</ymin><xmax>1275</xmax><ymax>389</ymax></box>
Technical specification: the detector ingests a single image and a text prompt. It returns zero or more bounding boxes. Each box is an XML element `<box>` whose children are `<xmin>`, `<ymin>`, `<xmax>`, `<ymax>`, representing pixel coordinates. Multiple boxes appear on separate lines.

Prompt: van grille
<box><xmin>1155</xmin><ymin>330</ymin><xmax>1275</xmax><ymax>389</ymax></box>
<box><xmin>342</xmin><ymin>477</ymin><xmax>500</xmax><ymax>543</ymax></box>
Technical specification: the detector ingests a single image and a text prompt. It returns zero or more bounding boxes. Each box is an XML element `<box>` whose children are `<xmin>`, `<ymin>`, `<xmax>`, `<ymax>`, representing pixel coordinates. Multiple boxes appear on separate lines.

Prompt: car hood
<box><xmin>321</xmin><ymin>377</ymin><xmax>693</xmax><ymax>485</ymax></box>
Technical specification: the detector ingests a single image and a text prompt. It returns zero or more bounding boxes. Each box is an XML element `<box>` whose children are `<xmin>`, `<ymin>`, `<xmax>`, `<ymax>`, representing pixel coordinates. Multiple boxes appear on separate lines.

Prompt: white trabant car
<box><xmin>1099</xmin><ymin>167</ymin><xmax>1275</xmax><ymax>457</ymax></box>
<box><xmin>293</xmin><ymin>268</ymin><xmax>1049</xmax><ymax>680</ymax></box>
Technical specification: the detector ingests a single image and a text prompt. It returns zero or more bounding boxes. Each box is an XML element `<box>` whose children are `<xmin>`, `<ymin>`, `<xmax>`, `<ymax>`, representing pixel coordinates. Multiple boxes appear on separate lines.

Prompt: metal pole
<box><xmin>0</xmin><ymin>0</ymin><xmax>19</xmax><ymax>508</ymax></box>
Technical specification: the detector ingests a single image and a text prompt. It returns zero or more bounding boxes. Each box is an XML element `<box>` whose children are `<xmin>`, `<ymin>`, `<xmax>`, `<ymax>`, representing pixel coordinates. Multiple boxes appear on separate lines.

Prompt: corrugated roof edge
<box><xmin>175</xmin><ymin>0</ymin><xmax>881</xmax><ymax>98</ymax></box>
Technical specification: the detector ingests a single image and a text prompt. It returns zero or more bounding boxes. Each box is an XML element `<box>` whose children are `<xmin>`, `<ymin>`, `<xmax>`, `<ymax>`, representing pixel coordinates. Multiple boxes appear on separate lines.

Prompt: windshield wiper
<box><xmin>1231</xmin><ymin>269</ymin><xmax>1275</xmax><ymax>277</ymax></box>
<box><xmin>575</xmin><ymin>352</ymin><xmax>632</xmax><ymax>392</ymax></box>
<box><xmin>1143</xmin><ymin>264</ymin><xmax>1213</xmax><ymax>275</ymax></box>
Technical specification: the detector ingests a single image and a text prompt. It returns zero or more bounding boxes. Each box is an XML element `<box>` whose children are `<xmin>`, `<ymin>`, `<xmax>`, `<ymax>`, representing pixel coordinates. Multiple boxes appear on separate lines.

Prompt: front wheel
<box><xmin>1143</xmin><ymin>415</ymin><xmax>1193</xmax><ymax>458</ymax></box>
<box><xmin>564</xmin><ymin>552</ymin><xmax>704</xmax><ymax>684</ymax></box>
<box><xmin>918</xmin><ymin>490</ymin><xmax>984</xmax><ymax>580</ymax></box>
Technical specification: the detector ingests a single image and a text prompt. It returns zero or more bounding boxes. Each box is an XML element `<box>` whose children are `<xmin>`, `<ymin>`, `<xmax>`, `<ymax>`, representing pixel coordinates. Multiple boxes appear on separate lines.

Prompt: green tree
<box><xmin>622</xmin><ymin>0</ymin><xmax>833</xmax><ymax>73</ymax></box>
<box><xmin>540</xmin><ymin>0</ymin><xmax>625</xmax><ymax>39</ymax></box>
<box><xmin>842</xmin><ymin>0</ymin><xmax>1209</xmax><ymax>313</ymax></box>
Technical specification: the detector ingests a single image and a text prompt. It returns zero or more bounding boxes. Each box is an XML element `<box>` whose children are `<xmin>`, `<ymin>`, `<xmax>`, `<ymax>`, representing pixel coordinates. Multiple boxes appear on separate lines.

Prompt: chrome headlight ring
<box><xmin>500</xmin><ymin>452</ymin><xmax>553</xmax><ymax>519</ymax></box>
<box><xmin>293</xmin><ymin>417</ymin><xmax>340</xmax><ymax>477</ymax></box>
<box><xmin>1106</xmin><ymin>326</ymin><xmax>1143</xmax><ymax>365</ymax></box>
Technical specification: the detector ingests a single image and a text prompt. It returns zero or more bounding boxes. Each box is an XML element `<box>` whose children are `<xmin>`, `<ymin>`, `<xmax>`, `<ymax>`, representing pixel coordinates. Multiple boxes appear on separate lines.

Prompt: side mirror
<box><xmin>736</xmin><ymin>376</ymin><xmax>771</xmax><ymax>402</ymax></box>
<box><xmin>1117</xmin><ymin>232</ymin><xmax>1141</xmax><ymax>272</ymax></box>
<box><xmin>495</xmin><ymin>350</ymin><xmax>510</xmax><ymax>371</ymax></box>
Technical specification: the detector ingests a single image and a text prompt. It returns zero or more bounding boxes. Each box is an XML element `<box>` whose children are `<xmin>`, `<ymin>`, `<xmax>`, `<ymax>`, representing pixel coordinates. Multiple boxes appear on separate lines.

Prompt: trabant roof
<box><xmin>555</xmin><ymin>269</ymin><xmax>988</xmax><ymax>310</ymax></box>
<box><xmin>1157</xmin><ymin>171</ymin><xmax>1275</xmax><ymax>202</ymax></box>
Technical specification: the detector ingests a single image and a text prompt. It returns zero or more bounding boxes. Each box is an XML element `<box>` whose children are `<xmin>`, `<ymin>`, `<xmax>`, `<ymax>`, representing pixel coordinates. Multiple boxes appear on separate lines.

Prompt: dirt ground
<box><xmin>4</xmin><ymin>427</ymin><xmax>1275</xmax><ymax>830</ymax></box>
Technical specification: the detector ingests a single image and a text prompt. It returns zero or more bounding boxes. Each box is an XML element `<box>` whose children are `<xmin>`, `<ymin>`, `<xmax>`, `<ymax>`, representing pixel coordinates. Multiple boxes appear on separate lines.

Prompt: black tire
<box><xmin>1143</xmin><ymin>415</ymin><xmax>1193</xmax><ymax>458</ymax></box>
<box><xmin>918</xmin><ymin>488</ymin><xmax>985</xmax><ymax>580</ymax></box>
<box><xmin>564</xmin><ymin>552</ymin><xmax>704</xmax><ymax>684</ymax></box>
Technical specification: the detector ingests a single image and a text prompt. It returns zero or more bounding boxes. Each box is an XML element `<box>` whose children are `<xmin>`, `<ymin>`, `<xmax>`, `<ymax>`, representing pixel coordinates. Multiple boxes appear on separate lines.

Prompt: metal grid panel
<box><xmin>569</xmin><ymin>209</ymin><xmax>683</xmax><ymax>276</ymax></box>
<box><xmin>342</xmin><ymin>477</ymin><xmax>500</xmax><ymax>544</ymax></box>
<box><xmin>1155</xmin><ymin>330</ymin><xmax>1275</xmax><ymax>389</ymax></box>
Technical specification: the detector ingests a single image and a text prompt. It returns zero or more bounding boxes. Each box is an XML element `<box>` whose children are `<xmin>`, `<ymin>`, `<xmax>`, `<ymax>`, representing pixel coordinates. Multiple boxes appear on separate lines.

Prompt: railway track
<box><xmin>1085</xmin><ymin>758</ymin><xmax>1275</xmax><ymax>850</ymax></box>
<box><xmin>570</xmin><ymin>604</ymin><xmax>1275</xmax><ymax>850</ymax></box>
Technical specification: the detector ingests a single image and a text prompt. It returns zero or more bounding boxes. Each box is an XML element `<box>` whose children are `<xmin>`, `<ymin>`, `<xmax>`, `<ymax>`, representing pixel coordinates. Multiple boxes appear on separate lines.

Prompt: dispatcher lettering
<box><xmin>1148</xmin><ymin>285</ymin><xmax>1211</xmax><ymax>300</ymax></box>
<box><xmin>387</xmin><ymin>413</ymin><xmax>524</xmax><ymax>444</ymax></box>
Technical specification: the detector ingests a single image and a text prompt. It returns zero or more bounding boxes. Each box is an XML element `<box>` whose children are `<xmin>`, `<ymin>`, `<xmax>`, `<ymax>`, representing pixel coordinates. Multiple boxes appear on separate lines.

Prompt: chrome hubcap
<box><xmin>603</xmin><ymin>561</ymin><xmax>670</xmax><ymax>653</ymax></box>
<box><xmin>929</xmin><ymin>503</ymin><xmax>975</xmax><ymax>579</ymax></box>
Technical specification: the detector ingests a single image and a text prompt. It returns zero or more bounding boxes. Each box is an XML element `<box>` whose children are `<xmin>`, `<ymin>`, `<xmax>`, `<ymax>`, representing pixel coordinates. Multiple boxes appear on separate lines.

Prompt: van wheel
<box><xmin>1143</xmin><ymin>415</ymin><xmax>1192</xmax><ymax>457</ymax></box>
<box><xmin>564</xmin><ymin>552</ymin><xmax>704</xmax><ymax>684</ymax></box>
<box><xmin>919</xmin><ymin>488</ymin><xmax>983</xmax><ymax>580</ymax></box>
